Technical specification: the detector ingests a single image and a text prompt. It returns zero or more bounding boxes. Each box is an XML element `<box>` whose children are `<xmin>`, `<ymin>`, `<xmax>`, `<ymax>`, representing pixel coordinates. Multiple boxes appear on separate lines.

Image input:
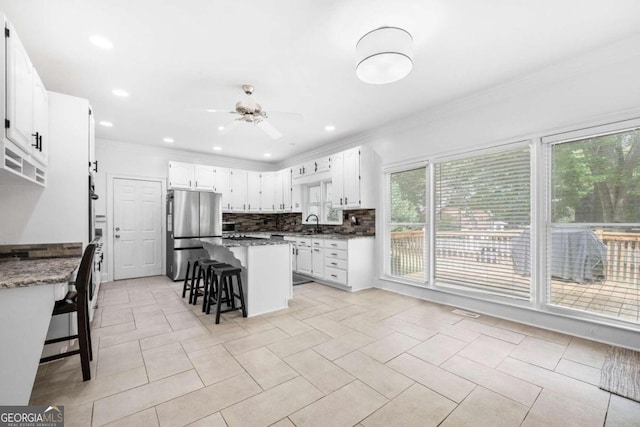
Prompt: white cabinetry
<box><xmin>216</xmin><ymin>168</ymin><xmax>231</xmax><ymax>210</ymax></box>
<box><xmin>331</xmin><ymin>146</ymin><xmax>375</xmax><ymax>209</ymax></box>
<box><xmin>292</xmin><ymin>237</ymin><xmax>312</xmax><ymax>275</ymax></box>
<box><xmin>229</xmin><ymin>169</ymin><xmax>248</xmax><ymax>211</ymax></box>
<box><xmin>261</xmin><ymin>171</ymin><xmax>276</xmax><ymax>212</ymax></box>
<box><xmin>293</xmin><ymin>155</ymin><xmax>332</xmax><ymax>183</ymax></box>
<box><xmin>194</xmin><ymin>164</ymin><xmax>215</xmax><ymax>191</ymax></box>
<box><xmin>274</xmin><ymin>168</ymin><xmax>293</xmax><ymax>212</ymax></box>
<box><xmin>311</xmin><ymin>238</ymin><xmax>324</xmax><ymax>279</ymax></box>
<box><xmin>168</xmin><ymin>161</ymin><xmax>195</xmax><ymax>189</ymax></box>
<box><xmin>31</xmin><ymin>72</ymin><xmax>48</xmax><ymax>165</ymax></box>
<box><xmin>246</xmin><ymin>171</ymin><xmax>260</xmax><ymax>212</ymax></box>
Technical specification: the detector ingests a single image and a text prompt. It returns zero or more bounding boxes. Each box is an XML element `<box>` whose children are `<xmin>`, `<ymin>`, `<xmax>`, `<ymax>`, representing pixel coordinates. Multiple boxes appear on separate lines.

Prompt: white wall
<box><xmin>0</xmin><ymin>92</ymin><xmax>89</xmax><ymax>245</ymax></box>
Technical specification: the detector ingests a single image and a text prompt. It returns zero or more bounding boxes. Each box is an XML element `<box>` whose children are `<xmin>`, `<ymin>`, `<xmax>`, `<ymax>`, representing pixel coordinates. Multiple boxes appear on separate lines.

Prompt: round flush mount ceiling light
<box><xmin>356</xmin><ymin>26</ymin><xmax>413</xmax><ymax>85</ymax></box>
<box><xmin>325</xmin><ymin>125</ymin><xmax>335</xmax><ymax>132</ymax></box>
<box><xmin>99</xmin><ymin>121</ymin><xmax>113</xmax><ymax>127</ymax></box>
<box><xmin>112</xmin><ymin>89</ymin><xmax>129</xmax><ymax>97</ymax></box>
<box><xmin>163</xmin><ymin>137</ymin><xmax>174</xmax><ymax>143</ymax></box>
<box><xmin>213</xmin><ymin>146</ymin><xmax>222</xmax><ymax>151</ymax></box>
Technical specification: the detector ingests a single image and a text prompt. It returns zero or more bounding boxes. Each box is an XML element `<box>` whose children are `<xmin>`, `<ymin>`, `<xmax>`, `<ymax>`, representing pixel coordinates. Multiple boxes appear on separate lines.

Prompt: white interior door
<box><xmin>114</xmin><ymin>178</ymin><xmax>162</xmax><ymax>280</ymax></box>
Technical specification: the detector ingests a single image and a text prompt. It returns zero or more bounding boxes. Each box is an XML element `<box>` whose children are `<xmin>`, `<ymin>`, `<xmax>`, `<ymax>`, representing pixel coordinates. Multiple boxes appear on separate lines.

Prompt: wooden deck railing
<box><xmin>390</xmin><ymin>229</ymin><xmax>640</xmax><ymax>283</ymax></box>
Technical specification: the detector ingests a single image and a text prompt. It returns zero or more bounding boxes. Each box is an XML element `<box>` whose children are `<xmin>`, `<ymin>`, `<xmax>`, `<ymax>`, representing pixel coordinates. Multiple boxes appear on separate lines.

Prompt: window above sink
<box><xmin>303</xmin><ymin>180</ymin><xmax>343</xmax><ymax>225</ymax></box>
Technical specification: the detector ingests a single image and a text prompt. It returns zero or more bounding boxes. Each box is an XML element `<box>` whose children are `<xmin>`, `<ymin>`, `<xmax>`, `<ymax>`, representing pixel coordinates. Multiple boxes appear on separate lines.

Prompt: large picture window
<box><xmin>433</xmin><ymin>145</ymin><xmax>532</xmax><ymax>299</ymax></box>
<box><xmin>548</xmin><ymin>127</ymin><xmax>640</xmax><ymax>322</ymax></box>
<box><xmin>385</xmin><ymin>166</ymin><xmax>427</xmax><ymax>281</ymax></box>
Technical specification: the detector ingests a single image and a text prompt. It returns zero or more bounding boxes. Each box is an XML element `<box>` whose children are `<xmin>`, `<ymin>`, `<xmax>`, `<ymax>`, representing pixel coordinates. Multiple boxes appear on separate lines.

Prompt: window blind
<box><xmin>434</xmin><ymin>145</ymin><xmax>531</xmax><ymax>299</ymax></box>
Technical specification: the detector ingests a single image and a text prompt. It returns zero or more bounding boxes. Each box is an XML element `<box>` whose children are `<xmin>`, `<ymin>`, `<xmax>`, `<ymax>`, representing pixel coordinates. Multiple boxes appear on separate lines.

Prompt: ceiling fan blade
<box><xmin>267</xmin><ymin>111</ymin><xmax>304</xmax><ymax>122</ymax></box>
<box><xmin>256</xmin><ymin>119</ymin><xmax>282</xmax><ymax>139</ymax></box>
<box><xmin>219</xmin><ymin>119</ymin><xmax>240</xmax><ymax>134</ymax></box>
<box><xmin>205</xmin><ymin>109</ymin><xmax>237</xmax><ymax>114</ymax></box>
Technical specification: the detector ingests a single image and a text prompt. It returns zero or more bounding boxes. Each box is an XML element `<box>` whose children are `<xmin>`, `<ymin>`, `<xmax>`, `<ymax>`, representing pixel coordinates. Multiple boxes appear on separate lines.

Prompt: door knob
<box><xmin>115</xmin><ymin>227</ymin><xmax>120</xmax><ymax>231</ymax></box>
<box><xmin>115</xmin><ymin>234</ymin><xmax>121</xmax><ymax>239</ymax></box>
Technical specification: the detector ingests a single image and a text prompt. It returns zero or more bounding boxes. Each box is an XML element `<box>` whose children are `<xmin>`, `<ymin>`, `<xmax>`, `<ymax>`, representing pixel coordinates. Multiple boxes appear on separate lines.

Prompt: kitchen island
<box><xmin>0</xmin><ymin>256</ymin><xmax>80</xmax><ymax>405</ymax></box>
<box><xmin>200</xmin><ymin>237</ymin><xmax>292</xmax><ymax>317</ymax></box>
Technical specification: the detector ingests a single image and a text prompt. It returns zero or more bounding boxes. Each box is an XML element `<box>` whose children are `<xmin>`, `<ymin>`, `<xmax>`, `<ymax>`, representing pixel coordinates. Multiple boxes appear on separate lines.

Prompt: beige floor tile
<box><xmin>103</xmin><ymin>407</ymin><xmax>159</xmax><ymax>427</ymax></box>
<box><xmin>554</xmin><ymin>358</ymin><xmax>602</xmax><ymax>386</ymax></box>
<box><xmin>408</xmin><ymin>333</ymin><xmax>467</xmax><ymax>366</ymax></box>
<box><xmin>456</xmin><ymin>319</ymin><xmax>526</xmax><ymax>344</ymax></box>
<box><xmin>362</xmin><ymin>383</ymin><xmax>456</xmax><ymax>427</ymax></box>
<box><xmin>441</xmin><ymin>387</ymin><xmax>528</xmax><ymax>427</ymax></box>
<box><xmin>289</xmin><ymin>380</ymin><xmax>387</xmax><ymax>427</ymax></box>
<box><xmin>268</xmin><ymin>329</ymin><xmax>332</xmax><ymax>358</ymax></box>
<box><xmin>387</xmin><ymin>353</ymin><xmax>474</xmax><ymax>403</ymax></box>
<box><xmin>100</xmin><ymin>307</ymin><xmax>134</xmax><ymax>327</ymax></box>
<box><xmin>139</xmin><ymin>325</ymin><xmax>209</xmax><ymax>350</ymax></box>
<box><xmin>605</xmin><ymin>394</ymin><xmax>640</xmax><ymax>427</ymax></box>
<box><xmin>142</xmin><ymin>341</ymin><xmax>193</xmax><ymax>381</ymax></box>
<box><xmin>497</xmin><ymin>357</ymin><xmax>610</xmax><ymax>409</ymax></box>
<box><xmin>457</xmin><ymin>335</ymin><xmax>516</xmax><ymax>368</ymax></box>
<box><xmin>335</xmin><ymin>351</ymin><xmax>414</xmax><ymax>399</ymax></box>
<box><xmin>284</xmin><ymin>349</ymin><xmax>354</xmax><ymax>393</ymax></box>
<box><xmin>563</xmin><ymin>337</ymin><xmax>608</xmax><ymax>368</ymax></box>
<box><xmin>304</xmin><ymin>316</ymin><xmax>354</xmax><ymax>337</ymax></box>
<box><xmin>521</xmin><ymin>389</ymin><xmax>606</xmax><ymax>427</ymax></box>
<box><xmin>395</xmin><ymin>303</ymin><xmax>464</xmax><ymax>325</ymax></box>
<box><xmin>165</xmin><ymin>310</ymin><xmax>204</xmax><ymax>331</ymax></box>
<box><xmin>359</xmin><ymin>332</ymin><xmax>421</xmax><ymax>363</ymax></box>
<box><xmin>312</xmin><ymin>294</ymin><xmax>354</xmax><ymax>309</ymax></box>
<box><xmin>92</xmin><ymin>370</ymin><xmax>203</xmax><ymax>426</ymax></box>
<box><xmin>96</xmin><ymin>340</ymin><xmax>144</xmax><ymax>378</ymax></box>
<box><xmin>231</xmin><ymin>315</ymin><xmax>277</xmax><ymax>334</ymax></box>
<box><xmin>441</xmin><ymin>355</ymin><xmax>541</xmax><ymax>406</ymax></box>
<box><xmin>98</xmin><ymin>324</ymin><xmax>173</xmax><ymax>348</ymax></box>
<box><xmin>181</xmin><ymin>325</ymin><xmax>249</xmax><ymax>353</ymax></box>
<box><xmin>313</xmin><ymin>331</ymin><xmax>375</xmax><ymax>360</ymax></box>
<box><xmin>62</xmin><ymin>402</ymin><xmax>93</xmax><ymax>427</ymax></box>
<box><xmin>134</xmin><ymin>312</ymin><xmax>172</xmax><ymax>331</ymax></box>
<box><xmin>89</xmin><ymin>321</ymin><xmax>137</xmax><ymax>340</ymax></box>
<box><xmin>269</xmin><ymin>418</ymin><xmax>295</xmax><ymax>427</ymax></box>
<box><xmin>340</xmin><ymin>316</ymin><xmax>394</xmax><ymax>339</ymax></box>
<box><xmin>221</xmin><ymin>376</ymin><xmax>324</xmax><ymax>427</ymax></box>
<box><xmin>322</xmin><ymin>304</ymin><xmax>369</xmax><ymax>321</ymax></box>
<box><xmin>431</xmin><ymin>320</ymin><xmax>483</xmax><ymax>343</ymax></box>
<box><xmin>494</xmin><ymin>319</ymin><xmax>572</xmax><ymax>345</ymax></box>
<box><xmin>188</xmin><ymin>344</ymin><xmax>245</xmax><ymax>386</ymax></box>
<box><xmin>510</xmin><ymin>336</ymin><xmax>566</xmax><ymax>370</ymax></box>
<box><xmin>290</xmin><ymin>303</ymin><xmax>337</xmax><ymax>320</ymax></box>
<box><xmin>267</xmin><ymin>314</ymin><xmax>313</xmax><ymax>336</ymax></box>
<box><xmin>31</xmin><ymin>366</ymin><xmax>148</xmax><ymax>407</ymax></box>
<box><xmin>156</xmin><ymin>373</ymin><xmax>261</xmax><ymax>427</ymax></box>
<box><xmin>186</xmin><ymin>412</ymin><xmax>227</xmax><ymax>427</ymax></box>
<box><xmin>224</xmin><ymin>328</ymin><xmax>289</xmax><ymax>355</ymax></box>
<box><xmin>236</xmin><ymin>347</ymin><xmax>299</xmax><ymax>389</ymax></box>
<box><xmin>379</xmin><ymin>317</ymin><xmax>438</xmax><ymax>341</ymax></box>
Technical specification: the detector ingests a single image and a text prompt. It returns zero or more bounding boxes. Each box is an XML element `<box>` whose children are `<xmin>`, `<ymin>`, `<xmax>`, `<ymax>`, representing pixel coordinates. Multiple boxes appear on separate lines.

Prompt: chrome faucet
<box><xmin>305</xmin><ymin>214</ymin><xmax>320</xmax><ymax>233</ymax></box>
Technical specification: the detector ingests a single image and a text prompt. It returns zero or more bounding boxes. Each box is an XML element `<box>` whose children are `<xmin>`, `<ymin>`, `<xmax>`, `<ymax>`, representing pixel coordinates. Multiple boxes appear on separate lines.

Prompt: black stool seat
<box><xmin>199</xmin><ymin>260</ymin><xmax>229</xmax><ymax>311</ymax></box>
<box><xmin>206</xmin><ymin>264</ymin><xmax>247</xmax><ymax>323</ymax></box>
<box><xmin>182</xmin><ymin>256</ymin><xmax>213</xmax><ymax>304</ymax></box>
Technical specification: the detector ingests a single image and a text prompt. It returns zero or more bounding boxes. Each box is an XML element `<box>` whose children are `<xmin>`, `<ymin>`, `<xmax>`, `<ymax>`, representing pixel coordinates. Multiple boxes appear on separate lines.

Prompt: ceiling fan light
<box><xmin>356</xmin><ymin>26</ymin><xmax>413</xmax><ymax>85</ymax></box>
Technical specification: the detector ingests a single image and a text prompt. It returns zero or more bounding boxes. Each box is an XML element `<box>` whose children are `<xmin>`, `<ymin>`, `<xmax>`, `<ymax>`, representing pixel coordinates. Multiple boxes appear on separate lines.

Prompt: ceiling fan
<box><xmin>205</xmin><ymin>85</ymin><xmax>301</xmax><ymax>140</ymax></box>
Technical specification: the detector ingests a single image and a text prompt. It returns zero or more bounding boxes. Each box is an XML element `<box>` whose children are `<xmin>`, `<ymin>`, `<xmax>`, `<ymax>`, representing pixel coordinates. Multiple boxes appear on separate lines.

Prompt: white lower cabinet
<box><xmin>297</xmin><ymin>247</ymin><xmax>312</xmax><ymax>275</ymax></box>
<box><xmin>311</xmin><ymin>239</ymin><xmax>324</xmax><ymax>279</ymax></box>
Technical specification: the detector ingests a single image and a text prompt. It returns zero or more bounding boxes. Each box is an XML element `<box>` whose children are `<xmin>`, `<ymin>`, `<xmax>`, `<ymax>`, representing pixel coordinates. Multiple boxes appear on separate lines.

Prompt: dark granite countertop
<box><xmin>201</xmin><ymin>237</ymin><xmax>290</xmax><ymax>248</ymax></box>
<box><xmin>0</xmin><ymin>257</ymin><xmax>81</xmax><ymax>289</ymax></box>
<box><xmin>242</xmin><ymin>232</ymin><xmax>375</xmax><ymax>240</ymax></box>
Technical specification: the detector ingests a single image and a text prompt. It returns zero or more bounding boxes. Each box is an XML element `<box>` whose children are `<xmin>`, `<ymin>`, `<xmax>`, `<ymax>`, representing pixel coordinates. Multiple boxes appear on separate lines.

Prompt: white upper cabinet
<box><xmin>216</xmin><ymin>167</ymin><xmax>231</xmax><ymax>210</ymax></box>
<box><xmin>5</xmin><ymin>21</ymin><xmax>49</xmax><ymax>168</ymax></box>
<box><xmin>194</xmin><ymin>164</ymin><xmax>215</xmax><ymax>191</ymax></box>
<box><xmin>229</xmin><ymin>169</ymin><xmax>248</xmax><ymax>211</ymax></box>
<box><xmin>261</xmin><ymin>171</ymin><xmax>276</xmax><ymax>212</ymax></box>
<box><xmin>274</xmin><ymin>169</ymin><xmax>284</xmax><ymax>211</ymax></box>
<box><xmin>331</xmin><ymin>146</ymin><xmax>375</xmax><ymax>209</ymax></box>
<box><xmin>168</xmin><ymin>161</ymin><xmax>195</xmax><ymax>189</ymax></box>
<box><xmin>282</xmin><ymin>168</ymin><xmax>293</xmax><ymax>211</ymax></box>
<box><xmin>246</xmin><ymin>171</ymin><xmax>261</xmax><ymax>212</ymax></box>
<box><xmin>293</xmin><ymin>155</ymin><xmax>332</xmax><ymax>183</ymax></box>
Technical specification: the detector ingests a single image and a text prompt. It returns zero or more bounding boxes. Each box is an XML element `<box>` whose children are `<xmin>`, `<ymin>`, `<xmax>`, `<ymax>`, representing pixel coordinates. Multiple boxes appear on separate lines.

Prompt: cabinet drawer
<box><xmin>325</xmin><ymin>240</ymin><xmax>347</xmax><ymax>250</ymax></box>
<box><xmin>325</xmin><ymin>258</ymin><xmax>347</xmax><ymax>270</ymax></box>
<box><xmin>325</xmin><ymin>248</ymin><xmax>347</xmax><ymax>261</ymax></box>
<box><xmin>296</xmin><ymin>238</ymin><xmax>312</xmax><ymax>247</ymax></box>
<box><xmin>324</xmin><ymin>267</ymin><xmax>347</xmax><ymax>285</ymax></box>
<box><xmin>311</xmin><ymin>238</ymin><xmax>325</xmax><ymax>248</ymax></box>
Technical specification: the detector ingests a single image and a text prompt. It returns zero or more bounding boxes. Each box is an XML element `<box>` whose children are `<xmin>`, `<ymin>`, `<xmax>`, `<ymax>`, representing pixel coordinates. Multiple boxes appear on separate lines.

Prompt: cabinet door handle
<box><xmin>331</xmin><ymin>252</ymin><xmax>338</xmax><ymax>256</ymax></box>
<box><xmin>189</xmin><ymin>180</ymin><xmax>192</xmax><ymax>187</ymax></box>
<box><xmin>31</xmin><ymin>132</ymin><xmax>39</xmax><ymax>148</ymax></box>
<box><xmin>340</xmin><ymin>197</ymin><xmax>343</xmax><ymax>205</ymax></box>
<box><xmin>331</xmin><ymin>262</ymin><xmax>337</xmax><ymax>266</ymax></box>
<box><xmin>345</xmin><ymin>197</ymin><xmax>348</xmax><ymax>205</ymax></box>
<box><xmin>314</xmin><ymin>162</ymin><xmax>318</xmax><ymax>172</ymax></box>
<box><xmin>195</xmin><ymin>181</ymin><xmax>198</xmax><ymax>187</ymax></box>
<box><xmin>314</xmin><ymin>249</ymin><xmax>320</xmax><ymax>252</ymax></box>
<box><xmin>330</xmin><ymin>274</ymin><xmax>338</xmax><ymax>278</ymax></box>
<box><xmin>330</xmin><ymin>243</ymin><xmax>337</xmax><ymax>247</ymax></box>
<box><xmin>91</xmin><ymin>160</ymin><xmax>98</xmax><ymax>173</ymax></box>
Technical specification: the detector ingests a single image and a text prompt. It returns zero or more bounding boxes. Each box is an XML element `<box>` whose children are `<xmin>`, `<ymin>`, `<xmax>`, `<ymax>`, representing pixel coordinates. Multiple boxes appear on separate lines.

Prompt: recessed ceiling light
<box><xmin>163</xmin><ymin>137</ymin><xmax>174</xmax><ymax>143</ymax></box>
<box><xmin>99</xmin><ymin>121</ymin><xmax>113</xmax><ymax>127</ymax></box>
<box><xmin>325</xmin><ymin>125</ymin><xmax>335</xmax><ymax>131</ymax></box>
<box><xmin>264</xmin><ymin>153</ymin><xmax>272</xmax><ymax>158</ymax></box>
<box><xmin>213</xmin><ymin>146</ymin><xmax>222</xmax><ymax>151</ymax></box>
<box><xmin>112</xmin><ymin>89</ymin><xmax>129</xmax><ymax>97</ymax></box>
<box><xmin>217</xmin><ymin>126</ymin><xmax>225</xmax><ymax>131</ymax></box>
<box><xmin>89</xmin><ymin>35</ymin><xmax>113</xmax><ymax>49</ymax></box>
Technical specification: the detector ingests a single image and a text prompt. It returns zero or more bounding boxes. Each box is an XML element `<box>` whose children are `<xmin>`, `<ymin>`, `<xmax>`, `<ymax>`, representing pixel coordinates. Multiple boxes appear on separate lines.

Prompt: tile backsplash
<box><xmin>0</xmin><ymin>242</ymin><xmax>83</xmax><ymax>260</ymax></box>
<box><xmin>223</xmin><ymin>209</ymin><xmax>375</xmax><ymax>236</ymax></box>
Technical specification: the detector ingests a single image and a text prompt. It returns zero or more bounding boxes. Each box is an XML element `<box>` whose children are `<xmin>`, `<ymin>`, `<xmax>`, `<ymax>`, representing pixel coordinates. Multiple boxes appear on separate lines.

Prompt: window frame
<box><xmin>302</xmin><ymin>179</ymin><xmax>343</xmax><ymax>225</ymax></box>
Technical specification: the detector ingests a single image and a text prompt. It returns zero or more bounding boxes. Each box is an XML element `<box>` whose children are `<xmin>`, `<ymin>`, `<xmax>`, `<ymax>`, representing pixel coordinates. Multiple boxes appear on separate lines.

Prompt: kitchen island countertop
<box><xmin>0</xmin><ymin>257</ymin><xmax>81</xmax><ymax>289</ymax></box>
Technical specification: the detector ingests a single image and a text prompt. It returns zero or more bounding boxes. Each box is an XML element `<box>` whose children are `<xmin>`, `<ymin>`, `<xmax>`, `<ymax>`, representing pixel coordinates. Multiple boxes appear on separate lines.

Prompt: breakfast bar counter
<box><xmin>0</xmin><ymin>252</ymin><xmax>81</xmax><ymax>405</ymax></box>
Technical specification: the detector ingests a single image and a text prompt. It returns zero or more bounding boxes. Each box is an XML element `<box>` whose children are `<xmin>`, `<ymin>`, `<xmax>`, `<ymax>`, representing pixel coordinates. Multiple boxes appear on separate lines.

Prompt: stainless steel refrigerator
<box><xmin>166</xmin><ymin>190</ymin><xmax>222</xmax><ymax>280</ymax></box>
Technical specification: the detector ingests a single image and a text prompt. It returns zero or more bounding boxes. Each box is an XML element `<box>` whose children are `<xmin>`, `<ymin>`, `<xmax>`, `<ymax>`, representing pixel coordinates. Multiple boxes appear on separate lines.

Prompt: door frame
<box><xmin>106</xmin><ymin>173</ymin><xmax>166</xmax><ymax>282</ymax></box>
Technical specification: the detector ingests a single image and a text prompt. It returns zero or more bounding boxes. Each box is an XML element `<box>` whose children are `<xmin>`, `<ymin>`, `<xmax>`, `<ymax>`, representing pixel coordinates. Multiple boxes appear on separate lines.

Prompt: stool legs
<box><xmin>181</xmin><ymin>261</ymin><xmax>191</xmax><ymax>298</ymax></box>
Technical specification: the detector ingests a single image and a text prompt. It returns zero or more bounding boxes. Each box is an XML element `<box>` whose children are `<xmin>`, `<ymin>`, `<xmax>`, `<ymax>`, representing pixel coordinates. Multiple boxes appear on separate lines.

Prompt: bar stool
<box><xmin>206</xmin><ymin>265</ymin><xmax>247</xmax><ymax>324</ymax></box>
<box><xmin>182</xmin><ymin>256</ymin><xmax>210</xmax><ymax>304</ymax></box>
<box><xmin>195</xmin><ymin>259</ymin><xmax>227</xmax><ymax>309</ymax></box>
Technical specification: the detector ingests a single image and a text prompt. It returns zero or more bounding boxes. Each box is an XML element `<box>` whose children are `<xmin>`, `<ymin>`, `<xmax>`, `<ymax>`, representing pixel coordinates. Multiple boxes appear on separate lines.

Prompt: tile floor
<box><xmin>30</xmin><ymin>275</ymin><xmax>640</xmax><ymax>426</ymax></box>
